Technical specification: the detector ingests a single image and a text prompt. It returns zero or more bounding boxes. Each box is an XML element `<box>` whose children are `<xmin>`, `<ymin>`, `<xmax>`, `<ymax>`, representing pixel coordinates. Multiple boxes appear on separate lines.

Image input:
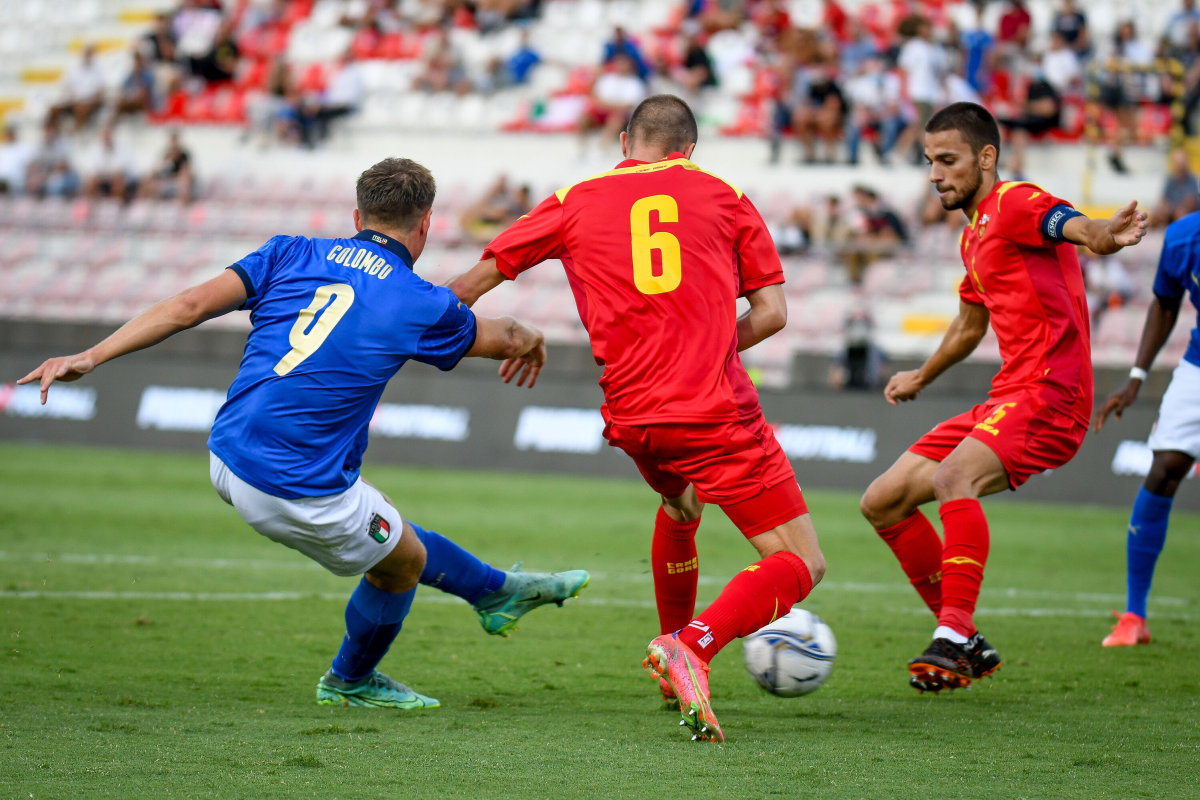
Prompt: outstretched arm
<box><xmin>1062</xmin><ymin>200</ymin><xmax>1149</xmax><ymax>255</ymax></box>
<box><xmin>446</xmin><ymin>258</ymin><xmax>507</xmax><ymax>308</ymax></box>
<box><xmin>737</xmin><ymin>284</ymin><xmax>787</xmax><ymax>352</ymax></box>
<box><xmin>1093</xmin><ymin>293</ymin><xmax>1181</xmax><ymax>432</ymax></box>
<box><xmin>467</xmin><ymin>315</ymin><xmax>547</xmax><ymax>388</ymax></box>
<box><xmin>17</xmin><ymin>269</ymin><xmax>248</xmax><ymax>403</ymax></box>
<box><xmin>883</xmin><ymin>299</ymin><xmax>989</xmax><ymax>405</ymax></box>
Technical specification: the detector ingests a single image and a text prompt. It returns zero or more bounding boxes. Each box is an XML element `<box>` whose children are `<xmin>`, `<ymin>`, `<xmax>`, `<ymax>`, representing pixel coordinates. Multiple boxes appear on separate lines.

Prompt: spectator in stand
<box><xmin>750</xmin><ymin>0</ymin><xmax>791</xmax><ymax>44</ymax></box>
<box><xmin>1091</xmin><ymin>19</ymin><xmax>1154</xmax><ymax>174</ymax></box>
<box><xmin>789</xmin><ymin>54</ymin><xmax>846</xmax><ymax>164</ymax></box>
<box><xmin>838</xmin><ymin>18</ymin><xmax>880</xmax><ymax>79</ymax></box>
<box><xmin>245</xmin><ymin>58</ymin><xmax>303</xmax><ymax>147</ymax></box>
<box><xmin>112</xmin><ymin>48</ymin><xmax>157</xmax><ymax>120</ymax></box>
<box><xmin>0</xmin><ymin>124</ymin><xmax>33</xmax><ymax>195</ymax></box>
<box><xmin>188</xmin><ymin>18</ymin><xmax>240</xmax><ymax>85</ymax></box>
<box><xmin>138</xmin><ymin>129</ymin><xmax>195</xmax><ymax>204</ymax></box>
<box><xmin>602</xmin><ymin>26</ymin><xmax>651</xmax><ymax>82</ymax></box>
<box><xmin>577</xmin><ymin>53</ymin><xmax>646</xmax><ymax>157</ymax></box>
<box><xmin>47</xmin><ymin>44</ymin><xmax>108</xmax><ymax>132</ymax></box>
<box><xmin>1152</xmin><ymin>147</ymin><xmax>1200</xmax><ymax>228</ymax></box>
<box><xmin>143</xmin><ymin>12</ymin><xmax>177</xmax><ymax>65</ymax></box>
<box><xmin>305</xmin><ymin>50</ymin><xmax>365</xmax><ymax>145</ymax></box>
<box><xmin>1042</xmin><ymin>30</ymin><xmax>1083</xmax><ymax>97</ymax></box>
<box><xmin>844</xmin><ymin>56</ymin><xmax>907</xmax><ymax>165</ymax></box>
<box><xmin>670</xmin><ymin>26</ymin><xmax>718</xmax><ymax>99</ymax></box>
<box><xmin>1166</xmin><ymin>0</ymin><xmax>1200</xmax><ymax>50</ymax></box>
<box><xmin>412</xmin><ymin>27</ymin><xmax>472</xmax><ymax>95</ymax></box>
<box><xmin>1052</xmin><ymin>0</ymin><xmax>1090</xmax><ymax>61</ymax></box>
<box><xmin>897</xmin><ymin>15</ymin><xmax>948</xmax><ymax>165</ymax></box>
<box><xmin>692</xmin><ymin>0</ymin><xmax>747</xmax><ymax>34</ymax></box>
<box><xmin>995</xmin><ymin>0</ymin><xmax>1032</xmax><ymax>70</ymax></box>
<box><xmin>998</xmin><ymin>57</ymin><xmax>1063</xmax><ymax>178</ymax></box>
<box><xmin>459</xmin><ymin>175</ymin><xmax>531</xmax><ymax>244</ymax></box>
<box><xmin>767</xmin><ymin>26</ymin><xmax>819</xmax><ymax>165</ymax></box>
<box><xmin>172</xmin><ymin>0</ymin><xmax>223</xmax><ymax>70</ymax></box>
<box><xmin>81</xmin><ymin>124</ymin><xmax>137</xmax><ymax>202</ymax></box>
<box><xmin>498</xmin><ymin>29</ymin><xmax>542</xmax><ymax>87</ymax></box>
<box><xmin>952</xmin><ymin>1</ymin><xmax>994</xmax><ymax>97</ymax></box>
<box><xmin>842</xmin><ymin>184</ymin><xmax>909</xmax><ymax>284</ymax></box>
<box><xmin>24</xmin><ymin>120</ymin><xmax>79</xmax><ymax>199</ymax></box>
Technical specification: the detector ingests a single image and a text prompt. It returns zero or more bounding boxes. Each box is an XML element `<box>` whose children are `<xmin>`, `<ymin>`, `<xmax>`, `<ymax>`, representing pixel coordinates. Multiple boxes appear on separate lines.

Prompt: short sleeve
<box><xmin>231</xmin><ymin>235</ymin><xmax>294</xmax><ymax>311</ymax></box>
<box><xmin>958</xmin><ymin>271</ymin><xmax>984</xmax><ymax>305</ymax></box>
<box><xmin>482</xmin><ymin>195</ymin><xmax>566</xmax><ymax>280</ymax></box>
<box><xmin>414</xmin><ymin>287</ymin><xmax>479</xmax><ymax>371</ymax></box>
<box><xmin>993</xmin><ymin>183</ymin><xmax>1072</xmax><ymax>248</ymax></box>
<box><xmin>1152</xmin><ymin>234</ymin><xmax>1188</xmax><ymax>300</ymax></box>
<box><xmin>734</xmin><ymin>194</ymin><xmax>784</xmax><ymax>296</ymax></box>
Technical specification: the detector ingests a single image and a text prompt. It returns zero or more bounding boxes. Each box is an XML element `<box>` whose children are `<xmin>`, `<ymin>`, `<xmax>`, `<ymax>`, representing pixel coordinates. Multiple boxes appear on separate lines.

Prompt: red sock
<box><xmin>937</xmin><ymin>498</ymin><xmax>989</xmax><ymax>638</ymax></box>
<box><xmin>877</xmin><ymin>510</ymin><xmax>943</xmax><ymax>614</ymax></box>
<box><xmin>651</xmin><ymin>508</ymin><xmax>701</xmax><ymax>635</ymax></box>
<box><xmin>677</xmin><ymin>551</ymin><xmax>813</xmax><ymax>663</ymax></box>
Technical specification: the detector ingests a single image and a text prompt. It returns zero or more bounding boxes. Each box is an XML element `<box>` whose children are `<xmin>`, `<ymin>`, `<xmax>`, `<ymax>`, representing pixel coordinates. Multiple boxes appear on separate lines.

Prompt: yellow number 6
<box><xmin>630</xmin><ymin>195</ymin><xmax>681</xmax><ymax>295</ymax></box>
<box><xmin>273</xmin><ymin>283</ymin><xmax>356</xmax><ymax>376</ymax></box>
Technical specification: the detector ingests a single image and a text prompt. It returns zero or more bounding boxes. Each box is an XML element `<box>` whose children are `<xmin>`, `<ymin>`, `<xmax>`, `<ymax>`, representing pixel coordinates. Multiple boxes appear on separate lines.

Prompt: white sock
<box><xmin>933</xmin><ymin>625</ymin><xmax>969</xmax><ymax>644</ymax></box>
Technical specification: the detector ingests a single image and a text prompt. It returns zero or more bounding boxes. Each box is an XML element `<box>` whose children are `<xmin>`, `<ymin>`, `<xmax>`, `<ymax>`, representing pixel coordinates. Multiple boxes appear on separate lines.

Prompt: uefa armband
<box><xmin>1041</xmin><ymin>204</ymin><xmax>1084</xmax><ymax>241</ymax></box>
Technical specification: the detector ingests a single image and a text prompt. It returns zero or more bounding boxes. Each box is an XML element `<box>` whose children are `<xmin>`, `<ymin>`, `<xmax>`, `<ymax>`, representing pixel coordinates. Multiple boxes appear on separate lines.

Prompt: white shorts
<box><xmin>209</xmin><ymin>452</ymin><xmax>403</xmax><ymax>576</ymax></box>
<box><xmin>1147</xmin><ymin>359</ymin><xmax>1200</xmax><ymax>459</ymax></box>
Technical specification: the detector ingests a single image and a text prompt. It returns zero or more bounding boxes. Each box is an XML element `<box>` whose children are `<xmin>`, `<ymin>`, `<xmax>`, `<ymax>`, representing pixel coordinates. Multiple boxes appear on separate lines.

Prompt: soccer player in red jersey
<box><xmin>447</xmin><ymin>94</ymin><xmax>826</xmax><ymax>742</ymax></box>
<box><xmin>859</xmin><ymin>102</ymin><xmax>1149</xmax><ymax>692</ymax></box>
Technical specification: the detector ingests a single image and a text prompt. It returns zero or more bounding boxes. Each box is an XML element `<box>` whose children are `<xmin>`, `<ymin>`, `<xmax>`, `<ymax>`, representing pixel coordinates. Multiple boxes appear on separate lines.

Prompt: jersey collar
<box><xmin>354</xmin><ymin>229</ymin><xmax>414</xmax><ymax>270</ymax></box>
<box><xmin>615</xmin><ymin>151</ymin><xmax>688</xmax><ymax>168</ymax></box>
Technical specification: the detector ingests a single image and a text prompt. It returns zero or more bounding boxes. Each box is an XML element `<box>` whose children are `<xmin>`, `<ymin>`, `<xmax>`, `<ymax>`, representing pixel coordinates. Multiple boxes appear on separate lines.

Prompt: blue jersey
<box><xmin>207</xmin><ymin>229</ymin><xmax>477</xmax><ymax>498</ymax></box>
<box><xmin>1153</xmin><ymin>212</ymin><xmax>1200</xmax><ymax>368</ymax></box>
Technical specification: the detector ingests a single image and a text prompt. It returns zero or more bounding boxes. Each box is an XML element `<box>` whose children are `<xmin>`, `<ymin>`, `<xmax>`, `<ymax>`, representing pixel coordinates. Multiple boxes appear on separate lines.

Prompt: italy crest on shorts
<box><xmin>368</xmin><ymin>514</ymin><xmax>391</xmax><ymax>544</ymax></box>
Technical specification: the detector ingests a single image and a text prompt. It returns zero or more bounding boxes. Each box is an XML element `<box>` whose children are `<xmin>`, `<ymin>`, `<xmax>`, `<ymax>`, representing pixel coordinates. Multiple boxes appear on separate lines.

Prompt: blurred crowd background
<box><xmin>1</xmin><ymin>0</ymin><xmax>1196</xmax><ymax>389</ymax></box>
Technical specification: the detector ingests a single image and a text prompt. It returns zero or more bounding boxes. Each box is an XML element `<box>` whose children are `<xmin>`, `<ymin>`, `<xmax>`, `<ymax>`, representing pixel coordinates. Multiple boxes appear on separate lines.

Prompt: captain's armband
<box><xmin>1041</xmin><ymin>204</ymin><xmax>1084</xmax><ymax>241</ymax></box>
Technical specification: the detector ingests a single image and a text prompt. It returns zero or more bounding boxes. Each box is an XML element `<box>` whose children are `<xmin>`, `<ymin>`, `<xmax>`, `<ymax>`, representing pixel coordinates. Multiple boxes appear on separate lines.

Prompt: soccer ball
<box><xmin>742</xmin><ymin>608</ymin><xmax>836</xmax><ymax>697</ymax></box>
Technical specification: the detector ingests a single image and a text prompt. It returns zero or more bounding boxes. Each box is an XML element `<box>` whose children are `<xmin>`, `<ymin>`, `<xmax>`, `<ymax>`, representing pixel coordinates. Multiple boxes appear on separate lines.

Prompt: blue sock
<box><xmin>330</xmin><ymin>577</ymin><xmax>416</xmax><ymax>682</ymax></box>
<box><xmin>411</xmin><ymin>522</ymin><xmax>505</xmax><ymax>604</ymax></box>
<box><xmin>1125</xmin><ymin>487</ymin><xmax>1173</xmax><ymax>619</ymax></box>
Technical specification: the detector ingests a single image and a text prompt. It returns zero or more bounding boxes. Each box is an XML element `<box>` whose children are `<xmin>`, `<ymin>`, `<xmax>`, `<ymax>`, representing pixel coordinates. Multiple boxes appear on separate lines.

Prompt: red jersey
<box><xmin>483</xmin><ymin>154</ymin><xmax>783</xmax><ymax>425</ymax></box>
<box><xmin>958</xmin><ymin>180</ymin><xmax>1093</xmax><ymax>425</ymax></box>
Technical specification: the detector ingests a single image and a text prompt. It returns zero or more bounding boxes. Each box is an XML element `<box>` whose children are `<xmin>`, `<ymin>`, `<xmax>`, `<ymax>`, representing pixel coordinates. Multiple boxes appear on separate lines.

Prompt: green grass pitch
<box><xmin>1</xmin><ymin>443</ymin><xmax>1197</xmax><ymax>799</ymax></box>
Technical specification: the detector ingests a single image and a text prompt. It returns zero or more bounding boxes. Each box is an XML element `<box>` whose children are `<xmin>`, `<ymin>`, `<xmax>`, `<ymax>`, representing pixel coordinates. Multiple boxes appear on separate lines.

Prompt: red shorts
<box><xmin>603</xmin><ymin>414</ymin><xmax>807</xmax><ymax>538</ymax></box>
<box><xmin>910</xmin><ymin>394</ymin><xmax>1087</xmax><ymax>489</ymax></box>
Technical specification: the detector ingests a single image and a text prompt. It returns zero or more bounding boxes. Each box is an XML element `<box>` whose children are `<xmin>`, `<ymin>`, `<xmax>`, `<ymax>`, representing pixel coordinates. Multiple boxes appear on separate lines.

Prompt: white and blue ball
<box><xmin>743</xmin><ymin>608</ymin><xmax>836</xmax><ymax>697</ymax></box>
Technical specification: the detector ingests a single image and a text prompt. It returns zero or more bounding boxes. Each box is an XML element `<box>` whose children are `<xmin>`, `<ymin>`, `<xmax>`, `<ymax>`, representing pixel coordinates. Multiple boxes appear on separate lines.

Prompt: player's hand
<box><xmin>1092</xmin><ymin>381</ymin><xmax>1140</xmax><ymax>433</ymax></box>
<box><xmin>498</xmin><ymin>341</ymin><xmax>546</xmax><ymax>388</ymax></box>
<box><xmin>1103</xmin><ymin>200</ymin><xmax>1149</xmax><ymax>251</ymax></box>
<box><xmin>16</xmin><ymin>352</ymin><xmax>96</xmax><ymax>404</ymax></box>
<box><xmin>883</xmin><ymin>369</ymin><xmax>924</xmax><ymax>405</ymax></box>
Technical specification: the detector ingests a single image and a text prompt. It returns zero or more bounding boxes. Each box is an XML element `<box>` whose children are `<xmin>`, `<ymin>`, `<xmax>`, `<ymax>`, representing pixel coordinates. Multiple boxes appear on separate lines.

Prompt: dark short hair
<box><xmin>355</xmin><ymin>157</ymin><xmax>436</xmax><ymax>232</ymax></box>
<box><xmin>926</xmin><ymin>102</ymin><xmax>1001</xmax><ymax>157</ymax></box>
<box><xmin>626</xmin><ymin>94</ymin><xmax>698</xmax><ymax>154</ymax></box>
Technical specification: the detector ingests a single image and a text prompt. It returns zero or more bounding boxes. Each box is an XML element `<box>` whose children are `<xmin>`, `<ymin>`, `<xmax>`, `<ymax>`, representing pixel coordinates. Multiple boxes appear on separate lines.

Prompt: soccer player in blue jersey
<box><xmin>1093</xmin><ymin>210</ymin><xmax>1200</xmax><ymax>647</ymax></box>
<box><xmin>18</xmin><ymin>157</ymin><xmax>589</xmax><ymax>709</ymax></box>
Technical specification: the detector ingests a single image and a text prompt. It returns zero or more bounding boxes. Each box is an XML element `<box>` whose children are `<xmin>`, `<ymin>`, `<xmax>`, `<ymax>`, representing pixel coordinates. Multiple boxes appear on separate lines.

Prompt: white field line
<box><xmin>0</xmin><ymin>589</ymin><xmax>1196</xmax><ymax>621</ymax></box>
<box><xmin>0</xmin><ymin>551</ymin><xmax>1194</xmax><ymax>615</ymax></box>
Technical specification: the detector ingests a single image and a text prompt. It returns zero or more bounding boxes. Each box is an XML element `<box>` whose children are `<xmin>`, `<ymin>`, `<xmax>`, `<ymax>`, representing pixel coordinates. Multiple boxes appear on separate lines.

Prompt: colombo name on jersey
<box><xmin>208</xmin><ymin>229</ymin><xmax>478</xmax><ymax>499</ymax></box>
